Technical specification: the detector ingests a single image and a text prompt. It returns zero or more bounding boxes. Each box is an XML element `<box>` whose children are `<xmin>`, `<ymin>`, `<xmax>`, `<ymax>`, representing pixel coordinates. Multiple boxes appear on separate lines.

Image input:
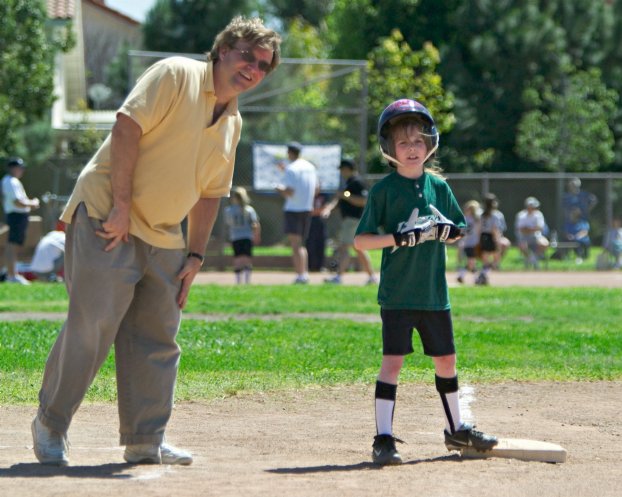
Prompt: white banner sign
<box><xmin>252</xmin><ymin>142</ymin><xmax>342</xmax><ymax>191</ymax></box>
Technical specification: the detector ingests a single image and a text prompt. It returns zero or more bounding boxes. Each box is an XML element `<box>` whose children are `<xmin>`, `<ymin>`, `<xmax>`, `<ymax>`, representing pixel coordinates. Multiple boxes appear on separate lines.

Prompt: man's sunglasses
<box><xmin>232</xmin><ymin>47</ymin><xmax>272</xmax><ymax>74</ymax></box>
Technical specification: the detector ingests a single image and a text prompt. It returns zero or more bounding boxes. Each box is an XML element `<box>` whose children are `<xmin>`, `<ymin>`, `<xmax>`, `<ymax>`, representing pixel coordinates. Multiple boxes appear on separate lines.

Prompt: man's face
<box><xmin>218</xmin><ymin>41</ymin><xmax>274</xmax><ymax>95</ymax></box>
<box><xmin>339</xmin><ymin>167</ymin><xmax>353</xmax><ymax>179</ymax></box>
<box><xmin>9</xmin><ymin>166</ymin><xmax>25</xmax><ymax>178</ymax></box>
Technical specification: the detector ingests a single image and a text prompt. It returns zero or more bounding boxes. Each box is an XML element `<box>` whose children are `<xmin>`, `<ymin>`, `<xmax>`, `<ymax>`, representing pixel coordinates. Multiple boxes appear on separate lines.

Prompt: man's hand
<box><xmin>176</xmin><ymin>256</ymin><xmax>202</xmax><ymax>309</ymax></box>
<box><xmin>96</xmin><ymin>206</ymin><xmax>130</xmax><ymax>251</ymax></box>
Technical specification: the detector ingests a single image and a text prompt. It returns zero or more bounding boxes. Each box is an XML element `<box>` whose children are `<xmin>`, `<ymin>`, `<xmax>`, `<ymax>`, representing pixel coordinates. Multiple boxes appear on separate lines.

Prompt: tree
<box><xmin>143</xmin><ymin>0</ymin><xmax>254</xmax><ymax>54</ymax></box>
<box><xmin>516</xmin><ymin>68</ymin><xmax>618</xmax><ymax>173</ymax></box>
<box><xmin>440</xmin><ymin>0</ymin><xmax>614</xmax><ymax>171</ymax></box>
<box><xmin>327</xmin><ymin>0</ymin><xmax>423</xmax><ymax>60</ymax></box>
<box><xmin>598</xmin><ymin>0</ymin><xmax>622</xmax><ymax>170</ymax></box>
<box><xmin>0</xmin><ymin>0</ymin><xmax>73</xmax><ymax>156</ymax></box>
<box><xmin>268</xmin><ymin>0</ymin><xmax>332</xmax><ymax>27</ymax></box>
<box><xmin>367</xmin><ymin>30</ymin><xmax>454</xmax><ymax>172</ymax></box>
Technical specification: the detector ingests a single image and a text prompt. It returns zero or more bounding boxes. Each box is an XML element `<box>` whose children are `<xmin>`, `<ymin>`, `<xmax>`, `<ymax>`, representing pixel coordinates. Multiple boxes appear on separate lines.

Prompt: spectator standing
<box><xmin>224</xmin><ymin>186</ymin><xmax>260</xmax><ymax>284</ymax></box>
<box><xmin>322</xmin><ymin>158</ymin><xmax>377</xmax><ymax>285</ymax></box>
<box><xmin>275</xmin><ymin>141</ymin><xmax>318</xmax><ymax>284</ymax></box>
<box><xmin>31</xmin><ymin>16</ymin><xmax>281</xmax><ymax>467</ymax></box>
<box><xmin>1</xmin><ymin>157</ymin><xmax>40</xmax><ymax>284</ymax></box>
<box><xmin>515</xmin><ymin>196</ymin><xmax>549</xmax><ymax>268</ymax></box>
<box><xmin>476</xmin><ymin>193</ymin><xmax>510</xmax><ymax>285</ymax></box>
<box><xmin>456</xmin><ymin>200</ymin><xmax>481</xmax><ymax>284</ymax></box>
<box><xmin>306</xmin><ymin>188</ymin><xmax>329</xmax><ymax>272</ymax></box>
<box><xmin>562</xmin><ymin>178</ymin><xmax>596</xmax><ymax>262</ymax></box>
<box><xmin>602</xmin><ymin>217</ymin><xmax>622</xmax><ymax>269</ymax></box>
<box><xmin>563</xmin><ymin>177</ymin><xmax>597</xmax><ymax>224</ymax></box>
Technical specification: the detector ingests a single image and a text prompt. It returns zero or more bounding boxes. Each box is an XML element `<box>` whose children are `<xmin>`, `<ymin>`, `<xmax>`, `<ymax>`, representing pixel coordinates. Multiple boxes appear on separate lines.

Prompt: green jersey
<box><xmin>356</xmin><ymin>171</ymin><xmax>465</xmax><ymax>310</ymax></box>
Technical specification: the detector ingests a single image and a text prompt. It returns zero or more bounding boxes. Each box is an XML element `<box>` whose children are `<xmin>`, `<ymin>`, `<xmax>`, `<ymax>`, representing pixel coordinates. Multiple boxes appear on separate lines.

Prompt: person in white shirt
<box><xmin>515</xmin><ymin>196</ymin><xmax>549</xmax><ymax>267</ymax></box>
<box><xmin>29</xmin><ymin>226</ymin><xmax>66</xmax><ymax>282</ymax></box>
<box><xmin>275</xmin><ymin>142</ymin><xmax>318</xmax><ymax>283</ymax></box>
<box><xmin>2</xmin><ymin>157</ymin><xmax>39</xmax><ymax>284</ymax></box>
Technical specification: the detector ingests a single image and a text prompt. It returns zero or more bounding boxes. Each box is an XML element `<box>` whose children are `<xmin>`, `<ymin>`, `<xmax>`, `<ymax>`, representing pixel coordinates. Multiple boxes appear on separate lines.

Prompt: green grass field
<box><xmin>0</xmin><ymin>284</ymin><xmax>620</xmax><ymax>404</ymax></box>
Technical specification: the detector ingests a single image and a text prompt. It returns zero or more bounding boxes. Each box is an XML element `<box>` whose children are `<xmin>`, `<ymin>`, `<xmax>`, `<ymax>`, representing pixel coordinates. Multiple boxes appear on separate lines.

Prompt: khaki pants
<box><xmin>38</xmin><ymin>204</ymin><xmax>185</xmax><ymax>445</ymax></box>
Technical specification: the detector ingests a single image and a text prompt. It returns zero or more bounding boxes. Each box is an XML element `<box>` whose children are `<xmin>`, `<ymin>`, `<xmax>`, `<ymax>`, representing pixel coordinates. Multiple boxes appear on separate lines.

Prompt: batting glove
<box><xmin>435</xmin><ymin>223</ymin><xmax>465</xmax><ymax>242</ymax></box>
<box><xmin>429</xmin><ymin>204</ymin><xmax>465</xmax><ymax>242</ymax></box>
<box><xmin>393</xmin><ymin>228</ymin><xmax>422</xmax><ymax>247</ymax></box>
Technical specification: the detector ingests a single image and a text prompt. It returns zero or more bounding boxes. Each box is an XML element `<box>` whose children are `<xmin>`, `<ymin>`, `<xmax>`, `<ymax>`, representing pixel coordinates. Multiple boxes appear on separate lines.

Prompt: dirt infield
<box><xmin>1</xmin><ymin>382</ymin><xmax>621</xmax><ymax>497</ymax></box>
<box><xmin>1</xmin><ymin>270</ymin><xmax>620</xmax><ymax>496</ymax></box>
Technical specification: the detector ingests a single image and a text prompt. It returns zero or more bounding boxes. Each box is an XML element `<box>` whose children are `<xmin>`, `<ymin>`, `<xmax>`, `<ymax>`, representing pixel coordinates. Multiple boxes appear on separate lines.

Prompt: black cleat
<box><xmin>444</xmin><ymin>423</ymin><xmax>498</xmax><ymax>452</ymax></box>
<box><xmin>372</xmin><ymin>434</ymin><xmax>404</xmax><ymax>465</ymax></box>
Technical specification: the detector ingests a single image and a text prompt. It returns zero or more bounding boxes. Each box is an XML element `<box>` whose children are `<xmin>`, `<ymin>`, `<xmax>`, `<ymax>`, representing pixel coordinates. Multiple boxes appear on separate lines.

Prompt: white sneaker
<box><xmin>293</xmin><ymin>275</ymin><xmax>309</xmax><ymax>284</ymax></box>
<box><xmin>366</xmin><ymin>276</ymin><xmax>378</xmax><ymax>285</ymax></box>
<box><xmin>31</xmin><ymin>417</ymin><xmax>69</xmax><ymax>466</ymax></box>
<box><xmin>7</xmin><ymin>274</ymin><xmax>31</xmax><ymax>285</ymax></box>
<box><xmin>161</xmin><ymin>443</ymin><xmax>193</xmax><ymax>465</ymax></box>
<box><xmin>324</xmin><ymin>275</ymin><xmax>342</xmax><ymax>284</ymax></box>
<box><xmin>124</xmin><ymin>443</ymin><xmax>193</xmax><ymax>465</ymax></box>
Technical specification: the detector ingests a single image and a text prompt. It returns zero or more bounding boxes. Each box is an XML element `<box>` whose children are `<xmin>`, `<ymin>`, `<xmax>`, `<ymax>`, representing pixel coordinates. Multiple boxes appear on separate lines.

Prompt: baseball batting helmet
<box><xmin>377</xmin><ymin>99</ymin><xmax>438</xmax><ymax>157</ymax></box>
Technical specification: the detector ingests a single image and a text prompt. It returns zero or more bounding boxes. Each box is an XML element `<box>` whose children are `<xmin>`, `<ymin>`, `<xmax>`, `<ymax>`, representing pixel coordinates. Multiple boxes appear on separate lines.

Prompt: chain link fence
<box><xmin>224</xmin><ymin>172</ymin><xmax>622</xmax><ymax>250</ymax></box>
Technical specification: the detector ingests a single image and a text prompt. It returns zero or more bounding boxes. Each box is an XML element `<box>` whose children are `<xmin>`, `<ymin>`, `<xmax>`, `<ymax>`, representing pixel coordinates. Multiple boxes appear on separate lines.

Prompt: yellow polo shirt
<box><xmin>61</xmin><ymin>57</ymin><xmax>242</xmax><ymax>249</ymax></box>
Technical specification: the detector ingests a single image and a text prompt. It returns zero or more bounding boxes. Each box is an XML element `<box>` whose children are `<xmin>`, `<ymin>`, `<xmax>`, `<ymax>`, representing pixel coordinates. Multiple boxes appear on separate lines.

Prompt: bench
<box><xmin>548</xmin><ymin>241</ymin><xmax>581</xmax><ymax>261</ymax></box>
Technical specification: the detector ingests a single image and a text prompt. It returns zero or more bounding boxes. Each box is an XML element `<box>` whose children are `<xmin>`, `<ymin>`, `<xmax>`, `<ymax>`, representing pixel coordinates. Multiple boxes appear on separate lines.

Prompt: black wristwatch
<box><xmin>187</xmin><ymin>252</ymin><xmax>205</xmax><ymax>265</ymax></box>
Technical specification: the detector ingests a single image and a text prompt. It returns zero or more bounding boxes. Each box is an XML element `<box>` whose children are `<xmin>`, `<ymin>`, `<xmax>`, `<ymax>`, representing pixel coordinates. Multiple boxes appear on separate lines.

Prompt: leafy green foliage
<box><xmin>64</xmin><ymin>101</ymin><xmax>106</xmax><ymax>158</ymax></box>
<box><xmin>327</xmin><ymin>0</ymin><xmax>424</xmax><ymax>60</ymax></box>
<box><xmin>143</xmin><ymin>0</ymin><xmax>254</xmax><ymax>53</ymax></box>
<box><xmin>517</xmin><ymin>68</ymin><xmax>618</xmax><ymax>172</ymax></box>
<box><xmin>0</xmin><ymin>0</ymin><xmax>73</xmax><ymax>155</ymax></box>
<box><xmin>268</xmin><ymin>0</ymin><xmax>332</xmax><ymax>27</ymax></box>
<box><xmin>366</xmin><ymin>30</ymin><xmax>454</xmax><ymax>172</ymax></box>
<box><xmin>368</xmin><ymin>31</ymin><xmax>454</xmax><ymax>132</ymax></box>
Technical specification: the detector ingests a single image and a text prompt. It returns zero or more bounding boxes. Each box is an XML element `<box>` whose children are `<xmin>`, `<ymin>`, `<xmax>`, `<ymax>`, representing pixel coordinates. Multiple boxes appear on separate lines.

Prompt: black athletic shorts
<box><xmin>232</xmin><ymin>238</ymin><xmax>253</xmax><ymax>257</ymax></box>
<box><xmin>464</xmin><ymin>247</ymin><xmax>478</xmax><ymax>258</ymax></box>
<box><xmin>284</xmin><ymin>211</ymin><xmax>311</xmax><ymax>239</ymax></box>
<box><xmin>380</xmin><ymin>308</ymin><xmax>455</xmax><ymax>357</ymax></box>
<box><xmin>6</xmin><ymin>212</ymin><xmax>29</xmax><ymax>245</ymax></box>
<box><xmin>479</xmin><ymin>232</ymin><xmax>497</xmax><ymax>252</ymax></box>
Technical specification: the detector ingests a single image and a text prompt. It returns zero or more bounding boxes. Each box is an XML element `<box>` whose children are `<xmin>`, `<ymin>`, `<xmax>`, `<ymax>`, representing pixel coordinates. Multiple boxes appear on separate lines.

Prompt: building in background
<box><xmin>47</xmin><ymin>0</ymin><xmax>143</xmax><ymax>134</ymax></box>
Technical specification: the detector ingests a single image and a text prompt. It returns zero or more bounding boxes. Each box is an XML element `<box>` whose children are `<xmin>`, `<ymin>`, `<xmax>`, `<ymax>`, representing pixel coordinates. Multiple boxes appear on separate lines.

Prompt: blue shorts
<box><xmin>380</xmin><ymin>309</ymin><xmax>455</xmax><ymax>357</ymax></box>
<box><xmin>6</xmin><ymin>212</ymin><xmax>29</xmax><ymax>245</ymax></box>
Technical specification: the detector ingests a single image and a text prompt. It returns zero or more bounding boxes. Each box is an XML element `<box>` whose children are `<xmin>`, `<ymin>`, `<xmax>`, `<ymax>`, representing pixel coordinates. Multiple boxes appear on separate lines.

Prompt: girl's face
<box><xmin>392</xmin><ymin>124</ymin><xmax>429</xmax><ymax>177</ymax></box>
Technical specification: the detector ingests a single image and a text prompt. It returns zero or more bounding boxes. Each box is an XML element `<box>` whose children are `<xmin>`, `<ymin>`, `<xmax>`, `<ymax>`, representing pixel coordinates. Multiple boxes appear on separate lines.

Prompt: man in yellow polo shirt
<box><xmin>32</xmin><ymin>16</ymin><xmax>281</xmax><ymax>467</ymax></box>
